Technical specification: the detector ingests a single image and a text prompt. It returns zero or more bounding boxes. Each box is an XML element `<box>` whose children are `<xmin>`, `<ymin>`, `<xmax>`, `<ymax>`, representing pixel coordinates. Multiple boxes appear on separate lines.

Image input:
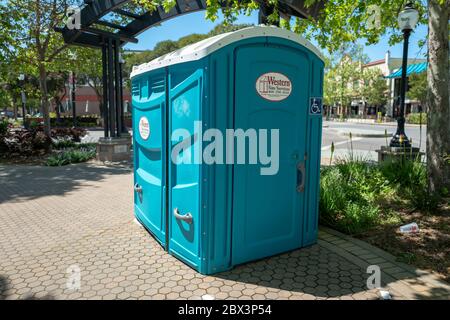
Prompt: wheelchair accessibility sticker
<box><xmin>310</xmin><ymin>97</ymin><xmax>323</xmax><ymax>115</ymax></box>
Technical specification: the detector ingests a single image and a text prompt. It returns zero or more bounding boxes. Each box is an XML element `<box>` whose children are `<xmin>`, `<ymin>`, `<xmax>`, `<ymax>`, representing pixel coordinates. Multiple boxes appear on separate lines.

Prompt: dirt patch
<box><xmin>0</xmin><ymin>154</ymin><xmax>47</xmax><ymax>165</ymax></box>
<box><xmin>356</xmin><ymin>201</ymin><xmax>450</xmax><ymax>283</ymax></box>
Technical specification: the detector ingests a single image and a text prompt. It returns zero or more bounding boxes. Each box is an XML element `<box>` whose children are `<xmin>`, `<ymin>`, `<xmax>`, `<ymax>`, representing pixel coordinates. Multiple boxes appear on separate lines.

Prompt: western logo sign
<box><xmin>256</xmin><ymin>72</ymin><xmax>292</xmax><ymax>102</ymax></box>
<box><xmin>138</xmin><ymin>116</ymin><xmax>150</xmax><ymax>140</ymax></box>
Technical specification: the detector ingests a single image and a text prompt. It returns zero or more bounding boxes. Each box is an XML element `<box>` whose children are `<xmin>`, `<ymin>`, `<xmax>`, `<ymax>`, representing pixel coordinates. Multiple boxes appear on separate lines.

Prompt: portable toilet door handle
<box><xmin>134</xmin><ymin>183</ymin><xmax>143</xmax><ymax>202</ymax></box>
<box><xmin>297</xmin><ymin>162</ymin><xmax>306</xmax><ymax>193</ymax></box>
<box><xmin>173</xmin><ymin>208</ymin><xmax>193</xmax><ymax>224</ymax></box>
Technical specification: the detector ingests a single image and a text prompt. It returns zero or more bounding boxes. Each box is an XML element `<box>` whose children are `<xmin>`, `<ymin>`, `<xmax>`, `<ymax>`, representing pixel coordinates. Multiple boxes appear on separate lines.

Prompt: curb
<box><xmin>318</xmin><ymin>226</ymin><xmax>450</xmax><ymax>299</ymax></box>
<box><xmin>338</xmin><ymin>131</ymin><xmax>393</xmax><ymax>138</ymax></box>
<box><xmin>325</xmin><ymin>120</ymin><xmax>426</xmax><ymax>128</ymax></box>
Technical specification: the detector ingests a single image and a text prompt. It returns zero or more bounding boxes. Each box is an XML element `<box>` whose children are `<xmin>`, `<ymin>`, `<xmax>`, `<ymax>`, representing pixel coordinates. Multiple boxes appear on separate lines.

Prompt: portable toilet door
<box><xmin>167</xmin><ymin>62</ymin><xmax>205</xmax><ymax>269</ymax></box>
<box><xmin>231</xmin><ymin>45</ymin><xmax>310</xmax><ymax>266</ymax></box>
<box><xmin>132</xmin><ymin>70</ymin><xmax>168</xmax><ymax>247</ymax></box>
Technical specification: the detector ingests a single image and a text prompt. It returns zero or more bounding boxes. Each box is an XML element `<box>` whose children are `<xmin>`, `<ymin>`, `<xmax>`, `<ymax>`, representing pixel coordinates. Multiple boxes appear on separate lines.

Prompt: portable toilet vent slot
<box><xmin>131</xmin><ymin>26</ymin><xmax>324</xmax><ymax>275</ymax></box>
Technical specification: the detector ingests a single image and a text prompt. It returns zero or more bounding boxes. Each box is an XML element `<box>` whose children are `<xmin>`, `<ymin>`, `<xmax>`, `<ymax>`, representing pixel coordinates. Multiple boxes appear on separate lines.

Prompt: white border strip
<box><xmin>130</xmin><ymin>26</ymin><xmax>324</xmax><ymax>78</ymax></box>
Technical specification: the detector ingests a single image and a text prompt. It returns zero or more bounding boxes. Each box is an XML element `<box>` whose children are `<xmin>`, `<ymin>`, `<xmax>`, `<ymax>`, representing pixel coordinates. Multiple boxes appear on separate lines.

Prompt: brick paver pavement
<box><xmin>0</xmin><ymin>163</ymin><xmax>449</xmax><ymax>300</ymax></box>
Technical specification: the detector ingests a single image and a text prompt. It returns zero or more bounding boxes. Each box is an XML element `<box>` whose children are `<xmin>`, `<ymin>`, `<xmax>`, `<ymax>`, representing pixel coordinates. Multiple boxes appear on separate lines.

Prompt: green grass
<box><xmin>397</xmin><ymin>252</ymin><xmax>418</xmax><ymax>264</ymax></box>
<box><xmin>45</xmin><ymin>145</ymin><xmax>96</xmax><ymax>166</ymax></box>
<box><xmin>320</xmin><ymin>156</ymin><xmax>438</xmax><ymax>235</ymax></box>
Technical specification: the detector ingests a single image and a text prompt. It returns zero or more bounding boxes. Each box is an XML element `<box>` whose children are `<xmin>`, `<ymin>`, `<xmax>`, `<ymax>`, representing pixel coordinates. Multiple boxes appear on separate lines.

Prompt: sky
<box><xmin>124</xmin><ymin>11</ymin><xmax>428</xmax><ymax>63</ymax></box>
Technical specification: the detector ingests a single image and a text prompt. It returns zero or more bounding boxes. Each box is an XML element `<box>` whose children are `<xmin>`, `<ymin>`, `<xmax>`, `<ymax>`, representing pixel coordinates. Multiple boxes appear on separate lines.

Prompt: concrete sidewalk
<box><xmin>0</xmin><ymin>163</ymin><xmax>448</xmax><ymax>300</ymax></box>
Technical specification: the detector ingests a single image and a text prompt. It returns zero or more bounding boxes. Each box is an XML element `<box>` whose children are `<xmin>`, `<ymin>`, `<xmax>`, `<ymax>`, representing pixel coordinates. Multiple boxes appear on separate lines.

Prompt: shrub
<box><xmin>340</xmin><ymin>202</ymin><xmax>380</xmax><ymax>234</ymax></box>
<box><xmin>380</xmin><ymin>159</ymin><xmax>439</xmax><ymax>211</ymax></box>
<box><xmin>52</xmin><ymin>139</ymin><xmax>77</xmax><ymax>149</ymax></box>
<box><xmin>0</xmin><ymin>119</ymin><xmax>8</xmax><ymax>136</ymax></box>
<box><xmin>0</xmin><ymin>128</ymin><xmax>51</xmax><ymax>156</ymax></box>
<box><xmin>52</xmin><ymin>140</ymin><xmax>96</xmax><ymax>150</ymax></box>
<box><xmin>28</xmin><ymin>118</ymin><xmax>42</xmax><ymax>129</ymax></box>
<box><xmin>51</xmin><ymin>127</ymin><xmax>86</xmax><ymax>142</ymax></box>
<box><xmin>319</xmin><ymin>161</ymin><xmax>389</xmax><ymax>234</ymax></box>
<box><xmin>320</xmin><ymin>167</ymin><xmax>348</xmax><ymax>217</ymax></box>
<box><xmin>406</xmin><ymin>112</ymin><xmax>427</xmax><ymax>125</ymax></box>
<box><xmin>32</xmin><ymin>131</ymin><xmax>52</xmax><ymax>151</ymax></box>
<box><xmin>380</xmin><ymin>158</ymin><xmax>425</xmax><ymax>189</ymax></box>
<box><xmin>73</xmin><ymin>143</ymin><xmax>97</xmax><ymax>150</ymax></box>
<box><xmin>6</xmin><ymin>119</ymin><xmax>22</xmax><ymax>128</ymax></box>
<box><xmin>320</xmin><ymin>156</ymin><xmax>440</xmax><ymax>235</ymax></box>
<box><xmin>0</xmin><ymin>124</ymin><xmax>88</xmax><ymax>158</ymax></box>
<box><xmin>45</xmin><ymin>147</ymin><xmax>96</xmax><ymax>166</ymax></box>
<box><xmin>50</xmin><ymin>116</ymin><xmax>99</xmax><ymax>128</ymax></box>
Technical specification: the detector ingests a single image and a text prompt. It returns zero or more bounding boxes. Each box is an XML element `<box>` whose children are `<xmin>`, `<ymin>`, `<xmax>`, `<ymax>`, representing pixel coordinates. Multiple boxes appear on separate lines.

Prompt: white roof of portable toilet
<box><xmin>131</xmin><ymin>25</ymin><xmax>324</xmax><ymax>78</ymax></box>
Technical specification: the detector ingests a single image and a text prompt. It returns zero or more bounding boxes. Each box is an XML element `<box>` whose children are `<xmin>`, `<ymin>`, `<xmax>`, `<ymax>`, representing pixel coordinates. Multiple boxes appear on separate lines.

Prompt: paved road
<box><xmin>322</xmin><ymin>121</ymin><xmax>426</xmax><ymax>162</ymax></box>
<box><xmin>87</xmin><ymin>122</ymin><xmax>427</xmax><ymax>151</ymax></box>
<box><xmin>86</xmin><ymin>121</ymin><xmax>426</xmax><ymax>163</ymax></box>
<box><xmin>0</xmin><ymin>163</ymin><xmax>448</xmax><ymax>300</ymax></box>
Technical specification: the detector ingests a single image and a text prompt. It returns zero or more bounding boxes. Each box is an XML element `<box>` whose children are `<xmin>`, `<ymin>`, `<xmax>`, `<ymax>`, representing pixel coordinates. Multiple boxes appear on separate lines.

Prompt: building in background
<box><xmin>364</xmin><ymin>51</ymin><xmax>426</xmax><ymax>117</ymax></box>
<box><xmin>51</xmin><ymin>83</ymin><xmax>131</xmax><ymax>118</ymax></box>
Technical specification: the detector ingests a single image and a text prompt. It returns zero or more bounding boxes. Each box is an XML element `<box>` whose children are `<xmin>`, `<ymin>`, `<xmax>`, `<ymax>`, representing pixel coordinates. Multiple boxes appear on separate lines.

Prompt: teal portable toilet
<box><xmin>131</xmin><ymin>26</ymin><xmax>324</xmax><ymax>274</ymax></box>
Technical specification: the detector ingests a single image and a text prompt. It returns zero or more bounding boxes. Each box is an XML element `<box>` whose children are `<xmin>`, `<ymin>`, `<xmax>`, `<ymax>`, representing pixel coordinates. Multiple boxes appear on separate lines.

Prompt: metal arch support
<box><xmin>57</xmin><ymin>0</ymin><xmax>324</xmax><ymax>48</ymax></box>
<box><xmin>117</xmin><ymin>0</ymin><xmax>211</xmax><ymax>39</ymax></box>
<box><xmin>56</xmin><ymin>0</ymin><xmax>325</xmax><ymax>139</ymax></box>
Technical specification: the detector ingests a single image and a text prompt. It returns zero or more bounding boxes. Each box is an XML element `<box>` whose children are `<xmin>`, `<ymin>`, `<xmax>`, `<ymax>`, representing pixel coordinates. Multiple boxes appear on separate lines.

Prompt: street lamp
<box><xmin>69</xmin><ymin>52</ymin><xmax>77</xmax><ymax>127</ymax></box>
<box><xmin>390</xmin><ymin>2</ymin><xmax>419</xmax><ymax>147</ymax></box>
<box><xmin>18</xmin><ymin>74</ymin><xmax>27</xmax><ymax>128</ymax></box>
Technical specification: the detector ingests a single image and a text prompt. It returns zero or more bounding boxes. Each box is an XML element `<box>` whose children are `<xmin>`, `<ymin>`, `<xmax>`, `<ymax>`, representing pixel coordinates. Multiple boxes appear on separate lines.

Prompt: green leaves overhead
<box><xmin>134</xmin><ymin>0</ymin><xmax>427</xmax><ymax>52</ymax></box>
<box><xmin>408</xmin><ymin>72</ymin><xmax>427</xmax><ymax>105</ymax></box>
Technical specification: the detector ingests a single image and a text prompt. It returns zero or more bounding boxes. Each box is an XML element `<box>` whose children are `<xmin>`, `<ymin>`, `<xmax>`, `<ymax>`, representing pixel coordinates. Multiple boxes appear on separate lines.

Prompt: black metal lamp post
<box><xmin>69</xmin><ymin>71</ymin><xmax>77</xmax><ymax>127</ymax></box>
<box><xmin>390</xmin><ymin>2</ymin><xmax>419</xmax><ymax>148</ymax></box>
<box><xmin>69</xmin><ymin>52</ymin><xmax>77</xmax><ymax>127</ymax></box>
<box><xmin>18</xmin><ymin>74</ymin><xmax>27</xmax><ymax>129</ymax></box>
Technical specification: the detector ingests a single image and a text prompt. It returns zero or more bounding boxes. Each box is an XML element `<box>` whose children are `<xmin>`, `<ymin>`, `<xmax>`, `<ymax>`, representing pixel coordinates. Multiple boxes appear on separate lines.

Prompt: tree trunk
<box><xmin>426</xmin><ymin>0</ymin><xmax>450</xmax><ymax>193</ymax></box>
<box><xmin>12</xmin><ymin>98</ymin><xmax>17</xmax><ymax>120</ymax></box>
<box><xmin>98</xmin><ymin>101</ymin><xmax>104</xmax><ymax>119</ymax></box>
<box><xmin>88</xmin><ymin>82</ymin><xmax>104</xmax><ymax>117</ymax></box>
<box><xmin>38</xmin><ymin>63</ymin><xmax>51</xmax><ymax>136</ymax></box>
<box><xmin>55</xmin><ymin>97</ymin><xmax>61</xmax><ymax>124</ymax></box>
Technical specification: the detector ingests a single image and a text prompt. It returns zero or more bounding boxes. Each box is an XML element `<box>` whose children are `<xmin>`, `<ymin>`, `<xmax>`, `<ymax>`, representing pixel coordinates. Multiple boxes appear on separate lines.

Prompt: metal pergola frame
<box><xmin>56</xmin><ymin>0</ymin><xmax>324</xmax><ymax>138</ymax></box>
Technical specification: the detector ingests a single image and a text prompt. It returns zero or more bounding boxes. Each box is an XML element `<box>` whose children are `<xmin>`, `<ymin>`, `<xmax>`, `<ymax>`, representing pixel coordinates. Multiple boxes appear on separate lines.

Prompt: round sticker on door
<box><xmin>256</xmin><ymin>72</ymin><xmax>292</xmax><ymax>102</ymax></box>
<box><xmin>138</xmin><ymin>116</ymin><xmax>150</xmax><ymax>140</ymax></box>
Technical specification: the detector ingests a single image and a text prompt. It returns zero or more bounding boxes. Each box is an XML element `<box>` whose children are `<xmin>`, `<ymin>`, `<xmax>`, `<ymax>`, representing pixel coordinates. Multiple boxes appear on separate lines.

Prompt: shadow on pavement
<box><xmin>0</xmin><ymin>275</ymin><xmax>55</xmax><ymax>300</ymax></box>
<box><xmin>216</xmin><ymin>245</ymin><xmax>374</xmax><ymax>298</ymax></box>
<box><xmin>0</xmin><ymin>162</ymin><xmax>132</xmax><ymax>204</ymax></box>
<box><xmin>0</xmin><ymin>275</ymin><xmax>8</xmax><ymax>300</ymax></box>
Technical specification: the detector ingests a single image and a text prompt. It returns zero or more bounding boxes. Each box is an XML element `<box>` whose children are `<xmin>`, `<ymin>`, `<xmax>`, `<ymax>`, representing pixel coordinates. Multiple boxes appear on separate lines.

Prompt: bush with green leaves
<box><xmin>0</xmin><ymin>119</ymin><xmax>8</xmax><ymax>136</ymax></box>
<box><xmin>45</xmin><ymin>147</ymin><xmax>96</xmax><ymax>166</ymax></box>
<box><xmin>52</xmin><ymin>139</ymin><xmax>77</xmax><ymax>150</ymax></box>
<box><xmin>52</xmin><ymin>140</ymin><xmax>97</xmax><ymax>150</ymax></box>
<box><xmin>320</xmin><ymin>160</ymin><xmax>390</xmax><ymax>234</ymax></box>
<box><xmin>320</xmin><ymin>157</ymin><xmax>437</xmax><ymax>235</ymax></box>
<box><xmin>406</xmin><ymin>113</ymin><xmax>427</xmax><ymax>125</ymax></box>
<box><xmin>51</xmin><ymin>127</ymin><xmax>87</xmax><ymax>142</ymax></box>
<box><xmin>0</xmin><ymin>128</ymin><xmax>52</xmax><ymax>157</ymax></box>
<box><xmin>380</xmin><ymin>159</ymin><xmax>439</xmax><ymax>211</ymax></box>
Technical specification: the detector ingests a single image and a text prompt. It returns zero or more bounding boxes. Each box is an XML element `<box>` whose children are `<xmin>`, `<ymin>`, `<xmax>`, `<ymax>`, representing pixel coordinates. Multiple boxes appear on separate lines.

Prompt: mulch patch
<box><xmin>356</xmin><ymin>200</ymin><xmax>450</xmax><ymax>283</ymax></box>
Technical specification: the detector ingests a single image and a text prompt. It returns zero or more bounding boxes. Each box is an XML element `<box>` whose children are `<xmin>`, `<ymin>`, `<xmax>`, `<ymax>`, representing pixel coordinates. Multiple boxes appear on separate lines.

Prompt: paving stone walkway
<box><xmin>0</xmin><ymin>163</ymin><xmax>448</xmax><ymax>300</ymax></box>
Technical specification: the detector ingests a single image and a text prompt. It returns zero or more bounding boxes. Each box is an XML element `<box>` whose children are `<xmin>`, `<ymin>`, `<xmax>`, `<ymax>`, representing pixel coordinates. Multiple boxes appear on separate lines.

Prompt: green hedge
<box><xmin>27</xmin><ymin>116</ymin><xmax>100</xmax><ymax>128</ymax></box>
<box><xmin>45</xmin><ymin>144</ymin><xmax>96</xmax><ymax>166</ymax></box>
<box><xmin>320</xmin><ymin>158</ymin><xmax>438</xmax><ymax>235</ymax></box>
<box><xmin>406</xmin><ymin>113</ymin><xmax>427</xmax><ymax>125</ymax></box>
